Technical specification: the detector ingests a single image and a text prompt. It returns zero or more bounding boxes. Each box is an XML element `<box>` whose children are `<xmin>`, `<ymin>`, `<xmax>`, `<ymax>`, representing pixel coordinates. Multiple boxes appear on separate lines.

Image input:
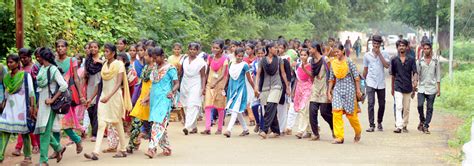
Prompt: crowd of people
<box><xmin>0</xmin><ymin>35</ymin><xmax>440</xmax><ymax>165</ymax></box>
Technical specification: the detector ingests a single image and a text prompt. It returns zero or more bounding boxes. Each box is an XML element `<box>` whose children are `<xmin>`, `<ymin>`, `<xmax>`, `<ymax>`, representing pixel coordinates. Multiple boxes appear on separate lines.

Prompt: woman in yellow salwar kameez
<box><xmin>327</xmin><ymin>44</ymin><xmax>363</xmax><ymax>144</ymax></box>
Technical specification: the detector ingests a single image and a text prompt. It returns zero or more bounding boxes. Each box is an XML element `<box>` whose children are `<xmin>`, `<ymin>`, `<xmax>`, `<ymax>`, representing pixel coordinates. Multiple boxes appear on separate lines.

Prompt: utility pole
<box><xmin>15</xmin><ymin>0</ymin><xmax>24</xmax><ymax>49</ymax></box>
<box><xmin>435</xmin><ymin>1</ymin><xmax>439</xmax><ymax>56</ymax></box>
<box><xmin>449</xmin><ymin>0</ymin><xmax>455</xmax><ymax>80</ymax></box>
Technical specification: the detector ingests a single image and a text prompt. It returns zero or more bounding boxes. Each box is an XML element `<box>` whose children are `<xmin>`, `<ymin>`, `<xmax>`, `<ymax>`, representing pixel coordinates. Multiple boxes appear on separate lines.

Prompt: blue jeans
<box><xmin>417</xmin><ymin>93</ymin><xmax>436</xmax><ymax>128</ymax></box>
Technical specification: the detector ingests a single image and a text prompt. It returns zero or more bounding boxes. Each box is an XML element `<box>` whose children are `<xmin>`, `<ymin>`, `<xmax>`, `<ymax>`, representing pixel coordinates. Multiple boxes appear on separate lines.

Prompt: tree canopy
<box><xmin>0</xmin><ymin>0</ymin><xmax>471</xmax><ymax>56</ymax></box>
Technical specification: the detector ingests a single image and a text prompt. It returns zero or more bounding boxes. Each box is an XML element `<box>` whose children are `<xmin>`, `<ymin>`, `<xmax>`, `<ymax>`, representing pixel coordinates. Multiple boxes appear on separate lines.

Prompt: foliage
<box><xmin>440</xmin><ymin>41</ymin><xmax>474</xmax><ymax>61</ymax></box>
<box><xmin>22</xmin><ymin>1</ymin><xmax>139</xmax><ymax>53</ymax></box>
<box><xmin>388</xmin><ymin>0</ymin><xmax>473</xmax><ymax>38</ymax></box>
<box><xmin>1</xmin><ymin>0</ymin><xmax>355</xmax><ymax>56</ymax></box>
<box><xmin>436</xmin><ymin>65</ymin><xmax>474</xmax><ymax>163</ymax></box>
<box><xmin>0</xmin><ymin>2</ymin><xmax>15</xmax><ymax>59</ymax></box>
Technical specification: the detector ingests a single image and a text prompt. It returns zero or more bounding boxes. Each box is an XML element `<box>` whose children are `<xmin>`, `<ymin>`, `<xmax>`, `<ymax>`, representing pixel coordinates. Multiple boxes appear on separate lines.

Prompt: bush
<box><xmin>441</xmin><ymin>41</ymin><xmax>474</xmax><ymax>62</ymax></box>
<box><xmin>436</xmin><ymin>66</ymin><xmax>474</xmax><ymax>163</ymax></box>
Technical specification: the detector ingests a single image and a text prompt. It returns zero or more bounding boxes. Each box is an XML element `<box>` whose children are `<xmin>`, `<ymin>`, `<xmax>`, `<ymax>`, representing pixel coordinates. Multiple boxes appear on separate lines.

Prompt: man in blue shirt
<box><xmin>363</xmin><ymin>35</ymin><xmax>390</xmax><ymax>132</ymax></box>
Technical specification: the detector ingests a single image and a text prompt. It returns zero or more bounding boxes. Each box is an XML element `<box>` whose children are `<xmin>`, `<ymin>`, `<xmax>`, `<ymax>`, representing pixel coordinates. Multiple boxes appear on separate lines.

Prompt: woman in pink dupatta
<box><xmin>292</xmin><ymin>49</ymin><xmax>314</xmax><ymax>139</ymax></box>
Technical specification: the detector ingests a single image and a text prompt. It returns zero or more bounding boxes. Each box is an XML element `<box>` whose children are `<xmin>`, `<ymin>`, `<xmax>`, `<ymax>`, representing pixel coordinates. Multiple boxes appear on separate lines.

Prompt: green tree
<box><xmin>0</xmin><ymin>2</ymin><xmax>15</xmax><ymax>59</ymax></box>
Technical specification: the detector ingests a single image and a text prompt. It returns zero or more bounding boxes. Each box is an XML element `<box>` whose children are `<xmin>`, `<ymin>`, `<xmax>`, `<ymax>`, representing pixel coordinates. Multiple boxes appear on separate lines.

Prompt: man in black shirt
<box><xmin>391</xmin><ymin>39</ymin><xmax>418</xmax><ymax>133</ymax></box>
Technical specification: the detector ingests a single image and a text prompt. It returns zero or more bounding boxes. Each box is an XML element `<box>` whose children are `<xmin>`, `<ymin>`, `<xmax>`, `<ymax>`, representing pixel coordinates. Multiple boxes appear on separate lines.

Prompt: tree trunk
<box><xmin>437</xmin><ymin>28</ymin><xmax>450</xmax><ymax>55</ymax></box>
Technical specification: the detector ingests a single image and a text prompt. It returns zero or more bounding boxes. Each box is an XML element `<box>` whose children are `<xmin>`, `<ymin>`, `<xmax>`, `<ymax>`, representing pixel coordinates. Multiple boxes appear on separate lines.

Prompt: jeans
<box><xmin>366</xmin><ymin>87</ymin><xmax>386</xmax><ymax>127</ymax></box>
<box><xmin>417</xmin><ymin>93</ymin><xmax>436</xmax><ymax>128</ymax></box>
<box><xmin>251</xmin><ymin>102</ymin><xmax>264</xmax><ymax>130</ymax></box>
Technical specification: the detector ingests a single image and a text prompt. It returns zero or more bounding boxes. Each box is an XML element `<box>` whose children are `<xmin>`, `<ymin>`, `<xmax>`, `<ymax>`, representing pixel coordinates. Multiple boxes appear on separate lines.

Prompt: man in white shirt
<box><xmin>363</xmin><ymin>35</ymin><xmax>390</xmax><ymax>132</ymax></box>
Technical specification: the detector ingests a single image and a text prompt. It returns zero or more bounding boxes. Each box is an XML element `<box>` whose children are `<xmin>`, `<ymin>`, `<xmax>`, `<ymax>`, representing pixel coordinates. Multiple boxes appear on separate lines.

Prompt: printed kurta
<box><xmin>329</xmin><ymin>59</ymin><xmax>359</xmax><ymax>114</ymax></box>
<box><xmin>0</xmin><ymin>73</ymin><xmax>34</xmax><ymax>134</ymax></box>
<box><xmin>149</xmin><ymin>65</ymin><xmax>178</xmax><ymax>123</ymax></box>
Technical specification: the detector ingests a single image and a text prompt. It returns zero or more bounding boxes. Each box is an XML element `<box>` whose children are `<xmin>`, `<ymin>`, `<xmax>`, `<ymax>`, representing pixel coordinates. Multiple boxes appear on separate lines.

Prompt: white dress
<box><xmin>179</xmin><ymin>57</ymin><xmax>206</xmax><ymax>108</ymax></box>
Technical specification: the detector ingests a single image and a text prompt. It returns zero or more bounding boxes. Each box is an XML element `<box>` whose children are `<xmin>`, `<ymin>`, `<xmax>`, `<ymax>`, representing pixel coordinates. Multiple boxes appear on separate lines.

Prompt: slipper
<box><xmin>84</xmin><ymin>152</ymin><xmax>99</xmax><ymax>160</ymax></box>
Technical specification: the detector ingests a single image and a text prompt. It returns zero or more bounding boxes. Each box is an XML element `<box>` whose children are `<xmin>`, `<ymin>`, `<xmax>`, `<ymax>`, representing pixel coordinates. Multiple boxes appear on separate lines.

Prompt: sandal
<box><xmin>32</xmin><ymin>146</ymin><xmax>39</xmax><ymax>154</ymax></box>
<box><xmin>189</xmin><ymin>128</ymin><xmax>198</xmax><ymax>134</ymax></box>
<box><xmin>162</xmin><ymin>148</ymin><xmax>172</xmax><ymax>156</ymax></box>
<box><xmin>253</xmin><ymin>125</ymin><xmax>259</xmax><ymax>133</ymax></box>
<box><xmin>354</xmin><ymin>134</ymin><xmax>361</xmax><ymax>143</ymax></box>
<box><xmin>182</xmin><ymin>128</ymin><xmax>189</xmax><ymax>135</ymax></box>
<box><xmin>84</xmin><ymin>152</ymin><xmax>99</xmax><ymax>160</ymax></box>
<box><xmin>112</xmin><ymin>151</ymin><xmax>127</xmax><ymax>158</ymax></box>
<box><xmin>200</xmin><ymin>130</ymin><xmax>211</xmax><ymax>135</ymax></box>
<box><xmin>249</xmin><ymin>121</ymin><xmax>256</xmax><ymax>126</ymax></box>
<box><xmin>215</xmin><ymin>130</ymin><xmax>222</xmax><ymax>135</ymax></box>
<box><xmin>269</xmin><ymin>133</ymin><xmax>280</xmax><ymax>138</ymax></box>
<box><xmin>145</xmin><ymin>149</ymin><xmax>156</xmax><ymax>159</ymax></box>
<box><xmin>21</xmin><ymin>157</ymin><xmax>32</xmax><ymax>165</ymax></box>
<box><xmin>81</xmin><ymin>130</ymin><xmax>87</xmax><ymax>139</ymax></box>
<box><xmin>286</xmin><ymin>129</ymin><xmax>292</xmax><ymax>135</ymax></box>
<box><xmin>239</xmin><ymin>130</ymin><xmax>250</xmax><ymax>136</ymax></box>
<box><xmin>223</xmin><ymin>131</ymin><xmax>231</xmax><ymax>138</ymax></box>
<box><xmin>258</xmin><ymin>132</ymin><xmax>267</xmax><ymax>139</ymax></box>
<box><xmin>332</xmin><ymin>138</ymin><xmax>344</xmax><ymax>144</ymax></box>
<box><xmin>102</xmin><ymin>147</ymin><xmax>117</xmax><ymax>153</ymax></box>
<box><xmin>12</xmin><ymin>148</ymin><xmax>21</xmax><ymax>156</ymax></box>
<box><xmin>309</xmin><ymin>135</ymin><xmax>320</xmax><ymax>141</ymax></box>
<box><xmin>56</xmin><ymin>147</ymin><xmax>67</xmax><ymax>163</ymax></box>
<box><xmin>76</xmin><ymin>141</ymin><xmax>83</xmax><ymax>154</ymax></box>
<box><xmin>302</xmin><ymin>133</ymin><xmax>312</xmax><ymax>139</ymax></box>
<box><xmin>48</xmin><ymin>153</ymin><xmax>57</xmax><ymax>159</ymax></box>
<box><xmin>295</xmin><ymin>132</ymin><xmax>303</xmax><ymax>139</ymax></box>
<box><xmin>126</xmin><ymin>146</ymin><xmax>134</xmax><ymax>154</ymax></box>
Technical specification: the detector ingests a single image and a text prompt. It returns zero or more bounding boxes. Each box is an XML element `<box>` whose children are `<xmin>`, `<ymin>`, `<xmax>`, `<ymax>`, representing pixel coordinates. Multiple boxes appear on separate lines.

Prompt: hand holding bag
<box><xmin>47</xmin><ymin>67</ymin><xmax>71</xmax><ymax>114</ymax></box>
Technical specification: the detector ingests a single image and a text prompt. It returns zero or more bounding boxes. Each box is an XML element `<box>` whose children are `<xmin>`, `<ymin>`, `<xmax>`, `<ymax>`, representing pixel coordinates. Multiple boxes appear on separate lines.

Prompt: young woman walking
<box><xmin>145</xmin><ymin>47</ymin><xmax>179</xmax><ymax>158</ymax></box>
<box><xmin>223</xmin><ymin>48</ymin><xmax>256</xmax><ymax>138</ymax></box>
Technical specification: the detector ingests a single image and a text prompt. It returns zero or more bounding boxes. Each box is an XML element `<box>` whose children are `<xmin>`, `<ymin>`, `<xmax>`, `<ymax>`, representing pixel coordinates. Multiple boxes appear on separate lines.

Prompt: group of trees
<box><xmin>0</xmin><ymin>0</ymin><xmax>387</xmax><ymax>55</ymax></box>
<box><xmin>0</xmin><ymin>0</ymin><xmax>472</xmax><ymax>56</ymax></box>
<box><xmin>389</xmin><ymin>0</ymin><xmax>473</xmax><ymax>51</ymax></box>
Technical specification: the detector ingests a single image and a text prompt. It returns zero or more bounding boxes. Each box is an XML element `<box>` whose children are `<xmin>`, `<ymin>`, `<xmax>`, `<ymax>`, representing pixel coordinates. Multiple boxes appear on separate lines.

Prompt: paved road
<box><xmin>3</xmin><ymin>47</ymin><xmax>456</xmax><ymax>165</ymax></box>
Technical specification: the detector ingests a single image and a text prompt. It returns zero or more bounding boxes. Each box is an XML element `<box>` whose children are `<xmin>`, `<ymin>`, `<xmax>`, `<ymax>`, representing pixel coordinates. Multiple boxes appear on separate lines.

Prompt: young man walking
<box><xmin>416</xmin><ymin>40</ymin><xmax>441</xmax><ymax>134</ymax></box>
<box><xmin>391</xmin><ymin>39</ymin><xmax>418</xmax><ymax>133</ymax></box>
<box><xmin>363</xmin><ymin>35</ymin><xmax>390</xmax><ymax>132</ymax></box>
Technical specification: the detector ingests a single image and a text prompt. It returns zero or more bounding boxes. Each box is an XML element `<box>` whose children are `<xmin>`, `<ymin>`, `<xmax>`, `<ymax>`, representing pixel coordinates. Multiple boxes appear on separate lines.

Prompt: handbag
<box><xmin>47</xmin><ymin>67</ymin><xmax>71</xmax><ymax>114</ymax></box>
<box><xmin>67</xmin><ymin>58</ymin><xmax>81</xmax><ymax>106</ymax></box>
<box><xmin>23</xmin><ymin>73</ymin><xmax>36</xmax><ymax>132</ymax></box>
<box><xmin>348</xmin><ymin>60</ymin><xmax>366</xmax><ymax>103</ymax></box>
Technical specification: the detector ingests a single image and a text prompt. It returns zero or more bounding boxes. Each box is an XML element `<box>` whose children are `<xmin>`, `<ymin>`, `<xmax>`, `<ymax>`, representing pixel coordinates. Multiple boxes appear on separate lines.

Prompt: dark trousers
<box><xmin>87</xmin><ymin>104</ymin><xmax>98</xmax><ymax>137</ymax></box>
<box><xmin>366</xmin><ymin>87</ymin><xmax>386</xmax><ymax>127</ymax></box>
<box><xmin>262</xmin><ymin>102</ymin><xmax>279</xmax><ymax>134</ymax></box>
<box><xmin>309</xmin><ymin>102</ymin><xmax>333</xmax><ymax>136</ymax></box>
<box><xmin>251</xmin><ymin>103</ymin><xmax>264</xmax><ymax>130</ymax></box>
<box><xmin>417</xmin><ymin>93</ymin><xmax>436</xmax><ymax>128</ymax></box>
